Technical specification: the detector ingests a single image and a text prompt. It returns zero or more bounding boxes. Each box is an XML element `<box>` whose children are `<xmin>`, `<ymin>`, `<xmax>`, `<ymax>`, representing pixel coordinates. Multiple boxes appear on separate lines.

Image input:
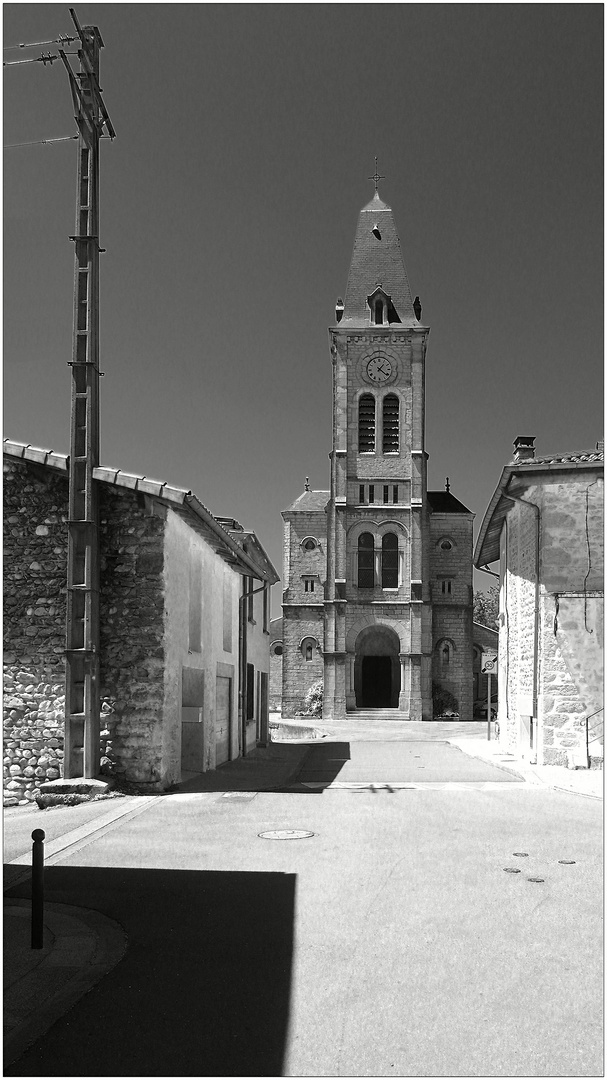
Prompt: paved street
<box><xmin>5</xmin><ymin>736</ymin><xmax>603</xmax><ymax>1077</ymax></box>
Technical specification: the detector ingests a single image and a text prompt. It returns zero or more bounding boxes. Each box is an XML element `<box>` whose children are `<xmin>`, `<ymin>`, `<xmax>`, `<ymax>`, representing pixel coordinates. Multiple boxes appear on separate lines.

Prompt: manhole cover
<box><xmin>503</xmin><ymin>867</ymin><xmax>521</xmax><ymax>874</ymax></box>
<box><xmin>558</xmin><ymin>860</ymin><xmax>576</xmax><ymax>865</ymax></box>
<box><xmin>527</xmin><ymin>877</ymin><xmax>545</xmax><ymax>883</ymax></box>
<box><xmin>258</xmin><ymin>830</ymin><xmax>315</xmax><ymax>840</ymax></box>
<box><xmin>513</xmin><ymin>852</ymin><xmax>529</xmax><ymax>857</ymax></box>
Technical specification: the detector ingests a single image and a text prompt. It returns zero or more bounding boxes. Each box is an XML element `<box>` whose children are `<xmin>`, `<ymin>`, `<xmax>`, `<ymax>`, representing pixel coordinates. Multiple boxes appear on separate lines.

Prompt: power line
<box><xmin>4</xmin><ymin>134</ymin><xmax>79</xmax><ymax>149</ymax></box>
<box><xmin>4</xmin><ymin>53</ymin><xmax>59</xmax><ymax>67</ymax></box>
<box><xmin>4</xmin><ymin>34</ymin><xmax>76</xmax><ymax>51</ymax></box>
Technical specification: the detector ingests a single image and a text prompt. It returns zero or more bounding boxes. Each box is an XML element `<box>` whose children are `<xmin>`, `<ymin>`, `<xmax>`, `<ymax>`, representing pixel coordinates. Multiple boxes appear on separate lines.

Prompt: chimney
<box><xmin>512</xmin><ymin>436</ymin><xmax>536</xmax><ymax>463</ymax></box>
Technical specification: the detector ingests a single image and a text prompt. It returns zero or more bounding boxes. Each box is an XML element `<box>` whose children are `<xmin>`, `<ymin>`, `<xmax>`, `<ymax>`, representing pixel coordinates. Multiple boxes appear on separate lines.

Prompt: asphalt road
<box><xmin>5</xmin><ymin>739</ymin><xmax>603</xmax><ymax>1077</ymax></box>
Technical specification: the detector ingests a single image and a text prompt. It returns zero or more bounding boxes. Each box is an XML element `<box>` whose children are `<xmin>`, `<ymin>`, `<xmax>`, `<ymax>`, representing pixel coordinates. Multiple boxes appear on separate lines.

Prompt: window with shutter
<box><xmin>359</xmin><ymin>395</ymin><xmax>376</xmax><ymax>452</ymax></box>
<box><xmin>382</xmin><ymin>394</ymin><xmax>399</xmax><ymax>453</ymax></box>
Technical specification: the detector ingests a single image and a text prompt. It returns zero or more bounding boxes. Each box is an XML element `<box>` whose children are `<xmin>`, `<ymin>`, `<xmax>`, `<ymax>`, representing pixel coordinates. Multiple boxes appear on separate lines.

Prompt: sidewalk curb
<box><xmin>4</xmin><ymin>900</ymin><xmax>127</xmax><ymax>1069</ymax></box>
<box><xmin>446</xmin><ymin>740</ymin><xmax>529</xmax><ymax>783</ymax></box>
<box><xmin>448</xmin><ymin>740</ymin><xmax>603</xmax><ymax>799</ymax></box>
<box><xmin>5</xmin><ymin>796</ymin><xmax>158</xmax><ymax>892</ymax></box>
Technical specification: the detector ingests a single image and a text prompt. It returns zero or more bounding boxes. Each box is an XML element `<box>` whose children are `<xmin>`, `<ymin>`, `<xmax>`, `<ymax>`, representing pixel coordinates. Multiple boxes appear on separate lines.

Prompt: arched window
<box><xmin>300</xmin><ymin>637</ymin><xmax>317</xmax><ymax>661</ymax></box>
<box><xmin>382</xmin><ymin>394</ymin><xmax>399</xmax><ymax>453</ymax></box>
<box><xmin>358</xmin><ymin>395</ymin><xmax>376</xmax><ymax>452</ymax></box>
<box><xmin>381</xmin><ymin>532</ymin><xmax>399</xmax><ymax>588</ymax></box>
<box><xmin>437</xmin><ymin>639</ymin><xmax>454</xmax><ymax>666</ymax></box>
<box><xmin>357</xmin><ymin>532</ymin><xmax>374</xmax><ymax>588</ymax></box>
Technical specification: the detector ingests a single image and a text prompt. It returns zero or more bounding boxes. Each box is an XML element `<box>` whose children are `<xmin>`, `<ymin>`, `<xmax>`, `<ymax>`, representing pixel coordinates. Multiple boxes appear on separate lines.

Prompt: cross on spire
<box><xmin>368</xmin><ymin>156</ymin><xmax>385</xmax><ymax>193</ymax></box>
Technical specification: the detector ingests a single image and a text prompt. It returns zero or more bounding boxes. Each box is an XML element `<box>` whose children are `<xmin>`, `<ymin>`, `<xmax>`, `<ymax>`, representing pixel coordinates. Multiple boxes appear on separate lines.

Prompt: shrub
<box><xmin>432</xmin><ymin>682</ymin><xmax>459</xmax><ymax>717</ymax></box>
<box><xmin>303</xmin><ymin>680</ymin><xmax>324</xmax><ymax>717</ymax></box>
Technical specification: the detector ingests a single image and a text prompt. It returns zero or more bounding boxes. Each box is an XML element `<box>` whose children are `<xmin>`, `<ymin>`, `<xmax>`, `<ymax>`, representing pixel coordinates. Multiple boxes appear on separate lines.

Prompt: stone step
<box><xmin>342</xmin><ymin>710</ymin><xmax>411</xmax><ymax>722</ymax></box>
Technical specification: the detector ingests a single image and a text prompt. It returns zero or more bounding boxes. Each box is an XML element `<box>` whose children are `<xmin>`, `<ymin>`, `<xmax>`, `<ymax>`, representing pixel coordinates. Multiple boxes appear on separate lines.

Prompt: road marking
<box><xmin>300</xmin><ymin>780</ymin><xmax>528</xmax><ymax>790</ymax></box>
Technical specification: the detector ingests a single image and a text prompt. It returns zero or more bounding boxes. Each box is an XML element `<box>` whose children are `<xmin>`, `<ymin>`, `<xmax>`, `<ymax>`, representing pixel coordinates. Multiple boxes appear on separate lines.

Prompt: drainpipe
<box><xmin>238</xmin><ymin>580</ymin><xmax>268</xmax><ymax>758</ymax></box>
<box><xmin>499</xmin><ymin>484</ymin><xmax>541</xmax><ymax>760</ymax></box>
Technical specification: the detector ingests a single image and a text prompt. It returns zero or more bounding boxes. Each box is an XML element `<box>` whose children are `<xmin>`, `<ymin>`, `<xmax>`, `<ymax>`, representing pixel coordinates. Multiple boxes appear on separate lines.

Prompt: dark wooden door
<box><xmin>361</xmin><ymin>656</ymin><xmax>392</xmax><ymax>708</ymax></box>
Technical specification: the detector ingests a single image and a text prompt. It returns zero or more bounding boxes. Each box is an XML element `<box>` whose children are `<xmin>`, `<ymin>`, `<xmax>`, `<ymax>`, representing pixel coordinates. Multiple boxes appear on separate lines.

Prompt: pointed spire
<box><xmin>340</xmin><ymin>192</ymin><xmax>416</xmax><ymax>326</ymax></box>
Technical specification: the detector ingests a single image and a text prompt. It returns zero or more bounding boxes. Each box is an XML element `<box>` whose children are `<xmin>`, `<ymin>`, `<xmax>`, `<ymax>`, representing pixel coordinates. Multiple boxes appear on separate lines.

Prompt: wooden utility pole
<box><xmin>59</xmin><ymin>10</ymin><xmax>115</xmax><ymax>778</ymax></box>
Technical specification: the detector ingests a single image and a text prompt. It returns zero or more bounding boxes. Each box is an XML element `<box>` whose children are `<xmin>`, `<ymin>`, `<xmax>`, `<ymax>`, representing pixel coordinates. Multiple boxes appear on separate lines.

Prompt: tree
<box><xmin>473</xmin><ymin>584</ymin><xmax>499</xmax><ymax>629</ymax></box>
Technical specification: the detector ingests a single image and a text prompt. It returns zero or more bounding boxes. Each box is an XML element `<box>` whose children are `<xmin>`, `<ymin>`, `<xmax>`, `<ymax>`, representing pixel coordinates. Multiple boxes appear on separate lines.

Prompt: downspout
<box><xmin>499</xmin><ymin>484</ymin><xmax>541</xmax><ymax>757</ymax></box>
<box><xmin>238</xmin><ymin>580</ymin><xmax>267</xmax><ymax>758</ymax></box>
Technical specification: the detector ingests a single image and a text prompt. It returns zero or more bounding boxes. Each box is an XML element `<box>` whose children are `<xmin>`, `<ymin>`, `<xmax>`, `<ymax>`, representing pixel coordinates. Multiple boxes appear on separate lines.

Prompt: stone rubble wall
<box><xmin>4</xmin><ymin>459</ymin><xmax>70</xmax><ymax>805</ymax></box>
<box><xmin>98</xmin><ymin>487</ymin><xmax>166</xmax><ymax>788</ymax></box>
<box><xmin>3</xmin><ymin>457</ymin><xmax>167</xmax><ymax>803</ymax></box>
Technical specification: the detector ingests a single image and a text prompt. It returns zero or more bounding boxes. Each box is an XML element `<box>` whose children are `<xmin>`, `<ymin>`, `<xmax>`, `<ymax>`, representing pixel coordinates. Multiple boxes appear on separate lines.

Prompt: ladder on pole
<box><xmin>61</xmin><ymin>12</ymin><xmax>114</xmax><ymax>778</ymax></box>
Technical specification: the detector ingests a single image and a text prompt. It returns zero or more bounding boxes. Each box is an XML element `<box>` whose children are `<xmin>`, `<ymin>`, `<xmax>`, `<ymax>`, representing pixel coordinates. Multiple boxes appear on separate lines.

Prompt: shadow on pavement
<box><xmin>287</xmin><ymin>742</ymin><xmax>351</xmax><ymax>789</ymax></box>
<box><xmin>6</xmin><ymin>865</ymin><xmax>296</xmax><ymax>1077</ymax></box>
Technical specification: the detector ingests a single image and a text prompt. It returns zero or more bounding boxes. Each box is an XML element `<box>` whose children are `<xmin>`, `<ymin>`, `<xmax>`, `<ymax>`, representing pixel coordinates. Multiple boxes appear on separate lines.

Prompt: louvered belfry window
<box><xmin>358</xmin><ymin>533</ymin><xmax>375</xmax><ymax>588</ymax></box>
<box><xmin>382</xmin><ymin>533</ymin><xmax>399</xmax><ymax>588</ymax></box>
<box><xmin>382</xmin><ymin>394</ymin><xmax>399</xmax><ymax>453</ymax></box>
<box><xmin>359</xmin><ymin>394</ymin><xmax>376</xmax><ymax>452</ymax></box>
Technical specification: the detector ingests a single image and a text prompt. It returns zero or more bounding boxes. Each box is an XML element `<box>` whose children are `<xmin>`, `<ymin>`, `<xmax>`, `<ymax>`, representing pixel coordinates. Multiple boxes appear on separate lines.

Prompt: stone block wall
<box><xmin>4</xmin><ymin>459</ymin><xmax>68</xmax><ymax>805</ymax></box>
<box><xmin>269</xmin><ymin>618</ymin><xmax>283</xmax><ymax>711</ymax></box>
<box><xmin>430</xmin><ymin>512</ymin><xmax>474</xmax><ymax>719</ymax></box>
<box><xmin>281</xmin><ymin>607</ymin><xmax>324</xmax><ymax>717</ymax></box>
<box><xmin>501</xmin><ymin>471</ymin><xmax>604</xmax><ymax>765</ymax></box>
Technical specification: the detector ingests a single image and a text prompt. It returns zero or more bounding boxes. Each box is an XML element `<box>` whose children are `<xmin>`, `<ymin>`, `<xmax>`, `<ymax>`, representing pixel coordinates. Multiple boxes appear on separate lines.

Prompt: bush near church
<box><xmin>432</xmin><ymin>682</ymin><xmax>459</xmax><ymax>718</ymax></box>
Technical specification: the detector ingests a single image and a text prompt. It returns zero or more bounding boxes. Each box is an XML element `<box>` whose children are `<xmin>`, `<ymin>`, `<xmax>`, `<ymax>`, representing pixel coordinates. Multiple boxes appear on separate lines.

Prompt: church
<box><xmin>281</xmin><ymin>184</ymin><xmax>474</xmax><ymax>721</ymax></box>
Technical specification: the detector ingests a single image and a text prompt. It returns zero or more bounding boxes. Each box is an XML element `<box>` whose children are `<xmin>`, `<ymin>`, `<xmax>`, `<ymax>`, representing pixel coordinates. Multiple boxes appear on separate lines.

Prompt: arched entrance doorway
<box><xmin>354</xmin><ymin>625</ymin><xmax>400</xmax><ymax>709</ymax></box>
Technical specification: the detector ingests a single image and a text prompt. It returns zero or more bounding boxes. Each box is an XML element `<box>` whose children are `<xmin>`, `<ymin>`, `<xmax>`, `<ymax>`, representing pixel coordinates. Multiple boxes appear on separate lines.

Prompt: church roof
<box><xmin>339</xmin><ymin>192</ymin><xmax>418</xmax><ymax>327</ymax></box>
<box><xmin>427</xmin><ymin>490</ymin><xmax>473</xmax><ymax>514</ymax></box>
<box><xmin>282</xmin><ymin>489</ymin><xmax>329</xmax><ymax>514</ymax></box>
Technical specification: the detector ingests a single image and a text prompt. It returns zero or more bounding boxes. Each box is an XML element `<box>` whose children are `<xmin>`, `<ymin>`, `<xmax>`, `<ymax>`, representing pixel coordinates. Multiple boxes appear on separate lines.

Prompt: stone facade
<box><xmin>281</xmin><ymin>191</ymin><xmax>474</xmax><ymax>720</ymax></box>
<box><xmin>281</xmin><ymin>495</ymin><xmax>327</xmax><ymax>716</ymax></box>
<box><xmin>268</xmin><ymin>617</ymin><xmax>283</xmax><ymax>711</ymax></box>
<box><xmin>429</xmin><ymin>503</ymin><xmax>474</xmax><ymax>719</ymax></box>
<box><xmin>4</xmin><ymin>445</ymin><xmax>278</xmax><ymax>802</ymax></box>
<box><xmin>475</xmin><ymin>441</ymin><xmax>603</xmax><ymax>767</ymax></box>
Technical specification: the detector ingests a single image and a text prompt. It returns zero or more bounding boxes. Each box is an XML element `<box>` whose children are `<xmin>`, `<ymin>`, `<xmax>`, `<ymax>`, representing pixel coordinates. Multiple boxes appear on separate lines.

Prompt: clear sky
<box><xmin>4</xmin><ymin>4</ymin><xmax>603</xmax><ymax>615</ymax></box>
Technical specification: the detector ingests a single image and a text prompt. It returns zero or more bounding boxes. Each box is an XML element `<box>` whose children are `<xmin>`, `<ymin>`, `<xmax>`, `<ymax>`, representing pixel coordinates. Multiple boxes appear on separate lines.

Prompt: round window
<box><xmin>272</xmin><ymin>643</ymin><xmax>283</xmax><ymax>657</ymax></box>
<box><xmin>440</xmin><ymin>540</ymin><xmax>452</xmax><ymax>551</ymax></box>
<box><xmin>302</xmin><ymin>538</ymin><xmax>317</xmax><ymax>551</ymax></box>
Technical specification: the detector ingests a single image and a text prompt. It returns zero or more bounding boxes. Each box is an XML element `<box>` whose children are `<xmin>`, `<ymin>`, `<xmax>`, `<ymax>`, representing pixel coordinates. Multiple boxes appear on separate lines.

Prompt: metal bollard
<box><xmin>31</xmin><ymin>829</ymin><xmax>45</xmax><ymax>949</ymax></box>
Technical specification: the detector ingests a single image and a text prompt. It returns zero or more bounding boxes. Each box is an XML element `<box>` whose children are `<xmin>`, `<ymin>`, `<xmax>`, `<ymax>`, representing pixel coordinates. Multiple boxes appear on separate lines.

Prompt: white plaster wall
<box><xmin>162</xmin><ymin>511</ymin><xmax>240</xmax><ymax>778</ymax></box>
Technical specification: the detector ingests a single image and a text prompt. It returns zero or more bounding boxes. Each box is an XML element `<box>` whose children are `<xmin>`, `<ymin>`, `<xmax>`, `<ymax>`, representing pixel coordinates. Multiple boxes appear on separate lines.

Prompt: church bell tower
<box><xmin>323</xmin><ymin>185</ymin><xmax>433</xmax><ymax>720</ymax></box>
<box><xmin>281</xmin><ymin>175</ymin><xmax>473</xmax><ymax>723</ymax></box>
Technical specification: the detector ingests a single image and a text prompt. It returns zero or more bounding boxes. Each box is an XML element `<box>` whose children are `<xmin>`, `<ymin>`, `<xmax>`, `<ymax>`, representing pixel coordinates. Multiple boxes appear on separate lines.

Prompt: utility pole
<box><xmin>59</xmin><ymin>9</ymin><xmax>115</xmax><ymax>778</ymax></box>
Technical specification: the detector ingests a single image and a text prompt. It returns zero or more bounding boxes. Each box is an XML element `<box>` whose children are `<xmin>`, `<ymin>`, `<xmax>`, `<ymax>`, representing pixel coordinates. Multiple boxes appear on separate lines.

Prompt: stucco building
<box><xmin>3</xmin><ymin>440</ymin><xmax>278</xmax><ymax>804</ymax></box>
<box><xmin>281</xmin><ymin>190</ymin><xmax>474</xmax><ymax>721</ymax></box>
<box><xmin>474</xmin><ymin>436</ymin><xmax>603</xmax><ymax>767</ymax></box>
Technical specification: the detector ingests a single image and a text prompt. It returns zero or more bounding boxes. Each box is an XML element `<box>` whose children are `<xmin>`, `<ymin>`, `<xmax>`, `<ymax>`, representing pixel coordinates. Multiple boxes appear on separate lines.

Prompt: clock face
<box><xmin>366</xmin><ymin>357</ymin><xmax>392</xmax><ymax>383</ymax></box>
